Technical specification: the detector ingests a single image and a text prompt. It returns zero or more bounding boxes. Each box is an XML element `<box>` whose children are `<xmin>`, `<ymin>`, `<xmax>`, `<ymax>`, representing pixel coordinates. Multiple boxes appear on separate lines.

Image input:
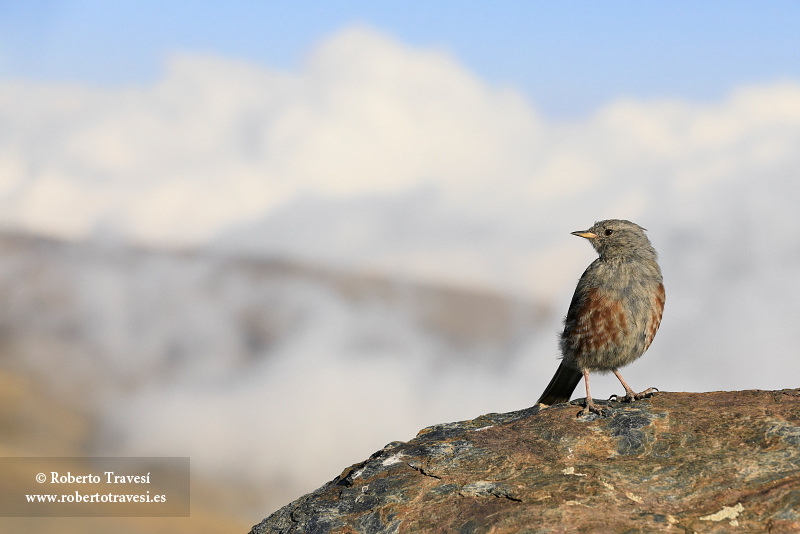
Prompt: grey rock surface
<box><xmin>251</xmin><ymin>389</ymin><xmax>800</xmax><ymax>533</ymax></box>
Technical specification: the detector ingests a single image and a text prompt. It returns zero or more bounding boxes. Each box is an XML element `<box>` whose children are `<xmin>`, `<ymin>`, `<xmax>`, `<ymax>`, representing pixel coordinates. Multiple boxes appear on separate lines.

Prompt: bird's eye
<box><xmin>604</xmin><ymin>229</ymin><xmax>613</xmax><ymax>236</ymax></box>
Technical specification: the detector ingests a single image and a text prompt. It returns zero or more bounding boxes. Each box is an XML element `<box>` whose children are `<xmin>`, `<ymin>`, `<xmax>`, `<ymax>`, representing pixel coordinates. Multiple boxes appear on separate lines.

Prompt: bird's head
<box><xmin>571</xmin><ymin>219</ymin><xmax>654</xmax><ymax>259</ymax></box>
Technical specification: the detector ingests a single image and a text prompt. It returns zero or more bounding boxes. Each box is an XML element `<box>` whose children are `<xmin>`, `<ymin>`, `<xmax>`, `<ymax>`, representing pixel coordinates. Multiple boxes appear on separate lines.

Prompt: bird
<box><xmin>536</xmin><ymin>219</ymin><xmax>665</xmax><ymax>416</ymax></box>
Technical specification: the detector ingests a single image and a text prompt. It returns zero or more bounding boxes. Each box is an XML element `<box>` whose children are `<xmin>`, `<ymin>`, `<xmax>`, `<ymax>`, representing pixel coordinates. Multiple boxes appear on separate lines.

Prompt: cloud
<box><xmin>0</xmin><ymin>27</ymin><xmax>542</xmax><ymax>246</ymax></box>
<box><xmin>2</xmin><ymin>26</ymin><xmax>799</xmax><ymax>299</ymax></box>
<box><xmin>2</xmin><ymin>24</ymin><xmax>800</xmax><ymax>397</ymax></box>
<box><xmin>3</xmin><ymin>25</ymin><xmax>800</xmax><ymax>513</ymax></box>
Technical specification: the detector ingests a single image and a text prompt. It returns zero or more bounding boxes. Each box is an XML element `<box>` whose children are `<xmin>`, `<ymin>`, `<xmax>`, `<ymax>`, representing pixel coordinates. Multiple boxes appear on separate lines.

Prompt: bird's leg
<box><xmin>609</xmin><ymin>369</ymin><xmax>658</xmax><ymax>402</ymax></box>
<box><xmin>579</xmin><ymin>370</ymin><xmax>607</xmax><ymax>416</ymax></box>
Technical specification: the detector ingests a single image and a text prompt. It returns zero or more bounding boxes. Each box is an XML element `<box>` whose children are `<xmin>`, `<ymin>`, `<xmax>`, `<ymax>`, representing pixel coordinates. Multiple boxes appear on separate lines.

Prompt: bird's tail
<box><xmin>536</xmin><ymin>362</ymin><xmax>583</xmax><ymax>406</ymax></box>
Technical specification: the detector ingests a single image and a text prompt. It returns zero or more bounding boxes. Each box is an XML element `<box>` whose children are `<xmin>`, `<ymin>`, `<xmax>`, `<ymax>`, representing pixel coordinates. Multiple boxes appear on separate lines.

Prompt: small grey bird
<box><xmin>537</xmin><ymin>220</ymin><xmax>665</xmax><ymax>416</ymax></box>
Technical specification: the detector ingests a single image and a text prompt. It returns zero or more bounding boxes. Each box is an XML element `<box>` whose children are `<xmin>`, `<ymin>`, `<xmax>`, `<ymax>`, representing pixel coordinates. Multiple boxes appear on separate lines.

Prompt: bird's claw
<box><xmin>636</xmin><ymin>387</ymin><xmax>659</xmax><ymax>399</ymax></box>
<box><xmin>608</xmin><ymin>392</ymin><xmax>636</xmax><ymax>403</ymax></box>
<box><xmin>609</xmin><ymin>387</ymin><xmax>659</xmax><ymax>403</ymax></box>
<box><xmin>578</xmin><ymin>400</ymin><xmax>608</xmax><ymax>418</ymax></box>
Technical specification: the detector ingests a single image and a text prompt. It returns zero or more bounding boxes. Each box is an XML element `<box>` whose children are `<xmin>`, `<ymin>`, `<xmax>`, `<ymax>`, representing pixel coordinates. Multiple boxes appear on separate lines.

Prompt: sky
<box><xmin>2</xmin><ymin>1</ymin><xmax>800</xmax><ymax>117</ymax></box>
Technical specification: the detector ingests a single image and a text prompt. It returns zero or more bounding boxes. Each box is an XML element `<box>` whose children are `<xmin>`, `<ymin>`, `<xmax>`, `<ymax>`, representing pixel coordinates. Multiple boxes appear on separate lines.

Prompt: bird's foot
<box><xmin>609</xmin><ymin>387</ymin><xmax>659</xmax><ymax>403</ymax></box>
<box><xmin>635</xmin><ymin>387</ymin><xmax>659</xmax><ymax>400</ymax></box>
<box><xmin>578</xmin><ymin>399</ymin><xmax>608</xmax><ymax>417</ymax></box>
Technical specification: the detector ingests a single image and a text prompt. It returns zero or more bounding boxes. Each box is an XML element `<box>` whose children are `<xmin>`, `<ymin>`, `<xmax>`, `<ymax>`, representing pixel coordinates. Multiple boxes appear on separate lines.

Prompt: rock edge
<box><xmin>251</xmin><ymin>389</ymin><xmax>800</xmax><ymax>533</ymax></box>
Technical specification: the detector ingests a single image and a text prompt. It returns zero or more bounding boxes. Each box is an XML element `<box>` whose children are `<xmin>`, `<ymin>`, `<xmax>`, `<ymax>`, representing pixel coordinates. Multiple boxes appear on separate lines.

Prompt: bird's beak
<box><xmin>571</xmin><ymin>230</ymin><xmax>598</xmax><ymax>239</ymax></box>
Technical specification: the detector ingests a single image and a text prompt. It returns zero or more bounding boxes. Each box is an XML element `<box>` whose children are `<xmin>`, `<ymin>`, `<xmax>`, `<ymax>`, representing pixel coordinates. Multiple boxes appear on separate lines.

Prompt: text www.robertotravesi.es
<box><xmin>25</xmin><ymin>471</ymin><xmax>165</xmax><ymax>504</ymax></box>
<box><xmin>26</xmin><ymin>492</ymin><xmax>165</xmax><ymax>503</ymax></box>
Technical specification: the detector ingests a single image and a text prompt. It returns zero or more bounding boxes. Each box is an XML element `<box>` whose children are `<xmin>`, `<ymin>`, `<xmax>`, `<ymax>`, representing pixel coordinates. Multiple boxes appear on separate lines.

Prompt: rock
<box><xmin>250</xmin><ymin>390</ymin><xmax>800</xmax><ymax>533</ymax></box>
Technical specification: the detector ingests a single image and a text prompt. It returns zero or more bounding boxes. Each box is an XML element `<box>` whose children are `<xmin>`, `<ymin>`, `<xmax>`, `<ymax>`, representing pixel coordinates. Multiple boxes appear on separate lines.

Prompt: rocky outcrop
<box><xmin>250</xmin><ymin>389</ymin><xmax>800</xmax><ymax>533</ymax></box>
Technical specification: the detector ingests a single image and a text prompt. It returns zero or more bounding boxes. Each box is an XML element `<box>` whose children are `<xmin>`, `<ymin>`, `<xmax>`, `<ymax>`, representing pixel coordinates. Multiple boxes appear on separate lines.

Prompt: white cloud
<box><xmin>2</xmin><ymin>24</ymin><xmax>799</xmax><ymax>351</ymax></box>
<box><xmin>0</xmin><ymin>27</ymin><xmax>545</xmax><ymax>248</ymax></box>
<box><xmin>2</xmin><ymin>29</ymin><xmax>800</xmax><ymax>377</ymax></box>
<box><xmin>2</xmin><ymin>28</ymin><xmax>799</xmax><ymax>291</ymax></box>
<box><xmin>4</xmin><ymin>26</ymin><xmax>800</xmax><ymax>513</ymax></box>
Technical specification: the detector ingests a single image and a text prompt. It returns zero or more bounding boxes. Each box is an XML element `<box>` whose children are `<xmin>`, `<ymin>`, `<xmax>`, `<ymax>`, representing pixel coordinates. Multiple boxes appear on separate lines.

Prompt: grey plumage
<box><xmin>537</xmin><ymin>219</ymin><xmax>665</xmax><ymax>415</ymax></box>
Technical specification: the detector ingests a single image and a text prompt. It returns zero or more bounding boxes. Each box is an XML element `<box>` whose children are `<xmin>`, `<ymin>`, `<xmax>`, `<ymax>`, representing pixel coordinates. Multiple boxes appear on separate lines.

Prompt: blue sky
<box><xmin>2</xmin><ymin>1</ymin><xmax>800</xmax><ymax>117</ymax></box>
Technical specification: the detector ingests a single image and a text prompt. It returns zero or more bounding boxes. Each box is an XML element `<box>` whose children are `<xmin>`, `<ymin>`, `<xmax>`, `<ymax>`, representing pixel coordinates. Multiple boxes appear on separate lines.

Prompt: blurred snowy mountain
<box><xmin>0</xmin><ymin>230</ymin><xmax>553</xmax><ymax>509</ymax></box>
